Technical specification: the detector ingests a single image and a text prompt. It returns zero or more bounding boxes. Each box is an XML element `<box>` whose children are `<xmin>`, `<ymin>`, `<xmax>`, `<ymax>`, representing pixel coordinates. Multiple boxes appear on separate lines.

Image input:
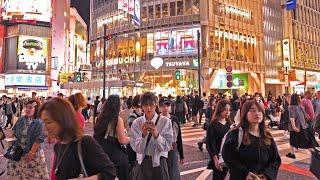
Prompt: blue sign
<box><xmin>5</xmin><ymin>74</ymin><xmax>46</xmax><ymax>86</ymax></box>
<box><xmin>286</xmin><ymin>0</ymin><xmax>297</xmax><ymax>10</ymax></box>
<box><xmin>133</xmin><ymin>0</ymin><xmax>141</xmax><ymax>26</ymax></box>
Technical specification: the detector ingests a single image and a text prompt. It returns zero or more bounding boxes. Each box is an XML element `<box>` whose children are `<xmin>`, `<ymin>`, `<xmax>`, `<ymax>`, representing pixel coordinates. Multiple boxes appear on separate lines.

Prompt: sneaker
<box><xmin>197</xmin><ymin>142</ymin><xmax>203</xmax><ymax>151</ymax></box>
<box><xmin>286</xmin><ymin>153</ymin><xmax>296</xmax><ymax>159</ymax></box>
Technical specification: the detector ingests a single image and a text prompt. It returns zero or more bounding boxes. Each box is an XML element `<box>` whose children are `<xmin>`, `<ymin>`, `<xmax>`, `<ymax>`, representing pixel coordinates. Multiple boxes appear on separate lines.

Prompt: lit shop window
<box><xmin>141</xmin><ymin>7</ymin><xmax>147</xmax><ymax>21</ymax></box>
<box><xmin>170</xmin><ymin>2</ymin><xmax>176</xmax><ymax>16</ymax></box>
<box><xmin>193</xmin><ymin>0</ymin><xmax>200</xmax><ymax>14</ymax></box>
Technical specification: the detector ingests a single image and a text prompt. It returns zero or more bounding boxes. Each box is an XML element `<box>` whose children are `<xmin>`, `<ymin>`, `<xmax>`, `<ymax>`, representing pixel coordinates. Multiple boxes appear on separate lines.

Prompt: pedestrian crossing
<box><xmin>180</xmin><ymin>121</ymin><xmax>319</xmax><ymax>170</ymax></box>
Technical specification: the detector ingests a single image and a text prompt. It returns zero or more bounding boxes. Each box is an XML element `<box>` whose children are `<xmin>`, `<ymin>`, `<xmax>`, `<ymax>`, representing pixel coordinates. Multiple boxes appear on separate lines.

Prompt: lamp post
<box><xmin>197</xmin><ymin>30</ymin><xmax>201</xmax><ymax>96</ymax></box>
<box><xmin>103</xmin><ymin>24</ymin><xmax>107</xmax><ymax>99</ymax></box>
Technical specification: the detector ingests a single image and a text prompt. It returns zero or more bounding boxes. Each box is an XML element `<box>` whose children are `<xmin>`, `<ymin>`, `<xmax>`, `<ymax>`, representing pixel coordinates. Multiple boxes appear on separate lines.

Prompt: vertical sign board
<box><xmin>128</xmin><ymin>0</ymin><xmax>134</xmax><ymax>16</ymax></box>
<box><xmin>0</xmin><ymin>25</ymin><xmax>5</xmax><ymax>73</ymax></box>
<box><xmin>286</xmin><ymin>0</ymin><xmax>297</xmax><ymax>10</ymax></box>
<box><xmin>133</xmin><ymin>0</ymin><xmax>141</xmax><ymax>26</ymax></box>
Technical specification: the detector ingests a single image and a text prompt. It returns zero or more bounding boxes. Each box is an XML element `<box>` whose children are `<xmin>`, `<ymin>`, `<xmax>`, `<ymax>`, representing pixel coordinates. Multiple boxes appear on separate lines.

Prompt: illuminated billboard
<box><xmin>1</xmin><ymin>0</ymin><xmax>51</xmax><ymax>23</ymax></box>
<box><xmin>148</xmin><ymin>26</ymin><xmax>200</xmax><ymax>56</ymax></box>
<box><xmin>17</xmin><ymin>36</ymin><xmax>48</xmax><ymax>71</ymax></box>
<box><xmin>5</xmin><ymin>74</ymin><xmax>46</xmax><ymax>86</ymax></box>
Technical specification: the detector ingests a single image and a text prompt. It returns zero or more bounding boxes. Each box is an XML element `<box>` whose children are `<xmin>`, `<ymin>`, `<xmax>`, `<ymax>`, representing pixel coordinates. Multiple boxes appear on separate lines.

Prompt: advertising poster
<box><xmin>154</xmin><ymin>26</ymin><xmax>200</xmax><ymax>56</ymax></box>
<box><xmin>1</xmin><ymin>0</ymin><xmax>52</xmax><ymax>23</ymax></box>
<box><xmin>17</xmin><ymin>36</ymin><xmax>48</xmax><ymax>71</ymax></box>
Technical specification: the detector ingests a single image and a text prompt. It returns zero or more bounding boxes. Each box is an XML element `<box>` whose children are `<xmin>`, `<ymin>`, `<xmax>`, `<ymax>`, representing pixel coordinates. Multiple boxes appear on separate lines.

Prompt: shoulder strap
<box><xmin>145</xmin><ymin>115</ymin><xmax>160</xmax><ymax>150</ymax></box>
<box><xmin>237</xmin><ymin>127</ymin><xmax>243</xmax><ymax>150</ymax></box>
<box><xmin>77</xmin><ymin>136</ymin><xmax>88</xmax><ymax>177</ymax></box>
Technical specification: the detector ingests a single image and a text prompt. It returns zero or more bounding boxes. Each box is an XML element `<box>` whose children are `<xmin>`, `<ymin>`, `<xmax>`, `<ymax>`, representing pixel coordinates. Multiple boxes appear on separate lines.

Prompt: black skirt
<box><xmin>290</xmin><ymin>128</ymin><xmax>317</xmax><ymax>148</ymax></box>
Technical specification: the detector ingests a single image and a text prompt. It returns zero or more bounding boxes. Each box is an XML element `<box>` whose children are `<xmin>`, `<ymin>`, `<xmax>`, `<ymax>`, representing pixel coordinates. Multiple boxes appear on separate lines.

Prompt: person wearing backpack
<box><xmin>159</xmin><ymin>97</ymin><xmax>184</xmax><ymax>180</ymax></box>
<box><xmin>206</xmin><ymin>100</ymin><xmax>231</xmax><ymax>180</ymax></box>
<box><xmin>174</xmin><ymin>96</ymin><xmax>187</xmax><ymax>124</ymax></box>
<box><xmin>222</xmin><ymin>100</ymin><xmax>281</xmax><ymax>180</ymax></box>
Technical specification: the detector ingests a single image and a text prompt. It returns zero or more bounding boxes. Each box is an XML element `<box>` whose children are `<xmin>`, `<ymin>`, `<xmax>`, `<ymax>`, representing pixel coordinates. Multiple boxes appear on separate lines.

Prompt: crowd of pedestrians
<box><xmin>0</xmin><ymin>89</ymin><xmax>319</xmax><ymax>180</ymax></box>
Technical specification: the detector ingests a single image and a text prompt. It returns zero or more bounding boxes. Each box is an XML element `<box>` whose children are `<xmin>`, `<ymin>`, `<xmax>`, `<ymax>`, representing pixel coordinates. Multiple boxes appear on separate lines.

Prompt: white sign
<box><xmin>150</xmin><ymin>57</ymin><xmax>163</xmax><ymax>69</ymax></box>
<box><xmin>225</xmin><ymin>4</ymin><xmax>252</xmax><ymax>19</ymax></box>
<box><xmin>165</xmin><ymin>61</ymin><xmax>190</xmax><ymax>67</ymax></box>
<box><xmin>215</xmin><ymin>29</ymin><xmax>256</xmax><ymax>44</ymax></box>
<box><xmin>128</xmin><ymin>0</ymin><xmax>134</xmax><ymax>15</ymax></box>
<box><xmin>133</xmin><ymin>0</ymin><xmax>141</xmax><ymax>25</ymax></box>
<box><xmin>283</xmin><ymin>39</ymin><xmax>290</xmax><ymax>61</ymax></box>
<box><xmin>5</xmin><ymin>74</ymin><xmax>46</xmax><ymax>86</ymax></box>
<box><xmin>118</xmin><ymin>0</ymin><xmax>124</xmax><ymax>10</ymax></box>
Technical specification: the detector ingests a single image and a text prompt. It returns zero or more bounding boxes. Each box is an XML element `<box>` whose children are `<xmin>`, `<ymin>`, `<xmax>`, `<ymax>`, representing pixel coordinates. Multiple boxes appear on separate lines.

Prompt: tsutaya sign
<box><xmin>215</xmin><ymin>29</ymin><xmax>256</xmax><ymax>45</ymax></box>
<box><xmin>151</xmin><ymin>58</ymin><xmax>198</xmax><ymax>69</ymax></box>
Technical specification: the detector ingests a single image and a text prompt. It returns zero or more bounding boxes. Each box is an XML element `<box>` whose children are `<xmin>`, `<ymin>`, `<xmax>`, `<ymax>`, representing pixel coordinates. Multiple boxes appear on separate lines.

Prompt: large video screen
<box><xmin>149</xmin><ymin>26</ymin><xmax>200</xmax><ymax>56</ymax></box>
<box><xmin>17</xmin><ymin>36</ymin><xmax>48</xmax><ymax>71</ymax></box>
<box><xmin>1</xmin><ymin>0</ymin><xmax>51</xmax><ymax>23</ymax></box>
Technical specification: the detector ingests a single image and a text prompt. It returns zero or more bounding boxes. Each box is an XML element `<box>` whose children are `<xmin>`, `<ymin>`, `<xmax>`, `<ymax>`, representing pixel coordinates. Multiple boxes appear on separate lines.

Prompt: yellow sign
<box><xmin>59</xmin><ymin>73</ymin><xmax>73</xmax><ymax>84</ymax></box>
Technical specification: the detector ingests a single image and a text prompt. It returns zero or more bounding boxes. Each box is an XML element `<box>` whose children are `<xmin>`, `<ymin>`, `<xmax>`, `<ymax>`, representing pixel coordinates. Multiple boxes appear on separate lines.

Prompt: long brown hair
<box><xmin>211</xmin><ymin>100</ymin><xmax>232</xmax><ymax>124</ymax></box>
<box><xmin>68</xmin><ymin>93</ymin><xmax>87</xmax><ymax>111</ymax></box>
<box><xmin>236</xmin><ymin>100</ymin><xmax>272</xmax><ymax>145</ymax></box>
<box><xmin>39</xmin><ymin>98</ymin><xmax>83</xmax><ymax>142</ymax></box>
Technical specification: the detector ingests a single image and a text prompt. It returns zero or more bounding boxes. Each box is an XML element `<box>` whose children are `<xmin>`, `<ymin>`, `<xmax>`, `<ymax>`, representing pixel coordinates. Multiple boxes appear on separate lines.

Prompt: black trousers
<box><xmin>5</xmin><ymin>114</ymin><xmax>13</xmax><ymax>128</ymax></box>
<box><xmin>212</xmin><ymin>167</ymin><xmax>228</xmax><ymax>180</ymax></box>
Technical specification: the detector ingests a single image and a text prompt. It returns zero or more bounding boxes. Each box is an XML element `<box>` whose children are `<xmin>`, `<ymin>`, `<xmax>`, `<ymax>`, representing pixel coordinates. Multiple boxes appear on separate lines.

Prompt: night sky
<box><xmin>71</xmin><ymin>0</ymin><xmax>90</xmax><ymax>31</ymax></box>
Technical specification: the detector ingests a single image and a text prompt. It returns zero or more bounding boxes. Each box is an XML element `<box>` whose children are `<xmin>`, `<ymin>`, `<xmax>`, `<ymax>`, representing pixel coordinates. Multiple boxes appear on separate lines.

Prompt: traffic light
<box><xmin>74</xmin><ymin>72</ymin><xmax>82</xmax><ymax>82</ymax></box>
<box><xmin>175</xmin><ymin>70</ymin><xmax>181</xmax><ymax>80</ymax></box>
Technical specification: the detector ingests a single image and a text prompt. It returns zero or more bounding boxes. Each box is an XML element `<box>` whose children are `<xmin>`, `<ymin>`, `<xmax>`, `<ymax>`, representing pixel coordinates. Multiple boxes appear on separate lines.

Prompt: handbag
<box><xmin>4</xmin><ymin>144</ymin><xmax>23</xmax><ymax>161</ymax></box>
<box><xmin>310</xmin><ymin>146</ymin><xmax>320</xmax><ymax>179</ymax></box>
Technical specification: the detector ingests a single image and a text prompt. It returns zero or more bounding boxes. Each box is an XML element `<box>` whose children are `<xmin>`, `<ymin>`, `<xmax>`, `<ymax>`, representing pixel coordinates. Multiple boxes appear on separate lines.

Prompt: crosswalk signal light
<box><xmin>175</xmin><ymin>70</ymin><xmax>181</xmax><ymax>80</ymax></box>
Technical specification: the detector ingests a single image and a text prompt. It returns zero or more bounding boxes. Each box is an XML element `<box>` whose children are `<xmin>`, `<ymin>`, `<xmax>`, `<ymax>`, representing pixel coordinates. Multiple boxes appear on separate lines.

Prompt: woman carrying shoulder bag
<box><xmin>222</xmin><ymin>100</ymin><xmax>281</xmax><ymax>180</ymax></box>
<box><xmin>94</xmin><ymin>95</ymin><xmax>130</xmax><ymax>180</ymax></box>
<box><xmin>39</xmin><ymin>98</ymin><xmax>117</xmax><ymax>180</ymax></box>
<box><xmin>286</xmin><ymin>94</ymin><xmax>319</xmax><ymax>159</ymax></box>
<box><xmin>6</xmin><ymin>99</ymin><xmax>49</xmax><ymax>179</ymax></box>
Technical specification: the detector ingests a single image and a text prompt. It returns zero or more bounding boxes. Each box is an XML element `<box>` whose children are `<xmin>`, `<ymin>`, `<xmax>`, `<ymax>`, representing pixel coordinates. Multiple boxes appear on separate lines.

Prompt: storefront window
<box><xmin>193</xmin><ymin>0</ymin><xmax>200</xmax><ymax>14</ymax></box>
<box><xmin>156</xmin><ymin>4</ymin><xmax>161</xmax><ymax>18</ymax></box>
<box><xmin>185</xmin><ymin>0</ymin><xmax>192</xmax><ymax>15</ymax></box>
<box><xmin>170</xmin><ymin>2</ymin><xmax>176</xmax><ymax>16</ymax></box>
<box><xmin>142</xmin><ymin>7</ymin><xmax>147</xmax><ymax>21</ymax></box>
<box><xmin>162</xmin><ymin>3</ymin><xmax>169</xmax><ymax>17</ymax></box>
<box><xmin>177</xmin><ymin>1</ymin><xmax>184</xmax><ymax>16</ymax></box>
<box><xmin>149</xmin><ymin>5</ymin><xmax>154</xmax><ymax>19</ymax></box>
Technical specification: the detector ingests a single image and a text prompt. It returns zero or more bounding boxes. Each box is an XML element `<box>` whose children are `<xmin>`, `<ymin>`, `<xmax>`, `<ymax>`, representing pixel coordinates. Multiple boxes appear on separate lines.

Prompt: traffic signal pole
<box><xmin>103</xmin><ymin>24</ymin><xmax>107</xmax><ymax>99</ymax></box>
<box><xmin>197</xmin><ymin>30</ymin><xmax>201</xmax><ymax>96</ymax></box>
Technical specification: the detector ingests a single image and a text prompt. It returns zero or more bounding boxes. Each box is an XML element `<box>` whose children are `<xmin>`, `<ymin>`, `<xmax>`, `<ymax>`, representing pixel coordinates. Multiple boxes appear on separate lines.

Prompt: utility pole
<box><xmin>197</xmin><ymin>30</ymin><xmax>201</xmax><ymax>96</ymax></box>
<box><xmin>103</xmin><ymin>24</ymin><xmax>107</xmax><ymax>99</ymax></box>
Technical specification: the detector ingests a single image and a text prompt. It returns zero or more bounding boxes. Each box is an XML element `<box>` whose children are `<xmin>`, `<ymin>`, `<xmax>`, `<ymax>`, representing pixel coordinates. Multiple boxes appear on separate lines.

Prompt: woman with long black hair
<box><xmin>222</xmin><ymin>100</ymin><xmax>281</xmax><ymax>180</ymax></box>
<box><xmin>94</xmin><ymin>95</ymin><xmax>130</xmax><ymax>180</ymax></box>
<box><xmin>206</xmin><ymin>99</ymin><xmax>232</xmax><ymax>180</ymax></box>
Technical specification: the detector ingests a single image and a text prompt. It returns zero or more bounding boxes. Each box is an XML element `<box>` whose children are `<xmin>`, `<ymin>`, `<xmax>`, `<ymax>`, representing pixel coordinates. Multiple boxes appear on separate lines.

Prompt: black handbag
<box><xmin>310</xmin><ymin>147</ymin><xmax>320</xmax><ymax>179</ymax></box>
<box><xmin>4</xmin><ymin>144</ymin><xmax>23</xmax><ymax>161</ymax></box>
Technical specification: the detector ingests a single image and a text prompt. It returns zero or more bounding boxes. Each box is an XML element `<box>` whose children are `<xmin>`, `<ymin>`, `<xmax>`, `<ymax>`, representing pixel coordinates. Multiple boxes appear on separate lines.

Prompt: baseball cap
<box><xmin>159</xmin><ymin>97</ymin><xmax>172</xmax><ymax>106</ymax></box>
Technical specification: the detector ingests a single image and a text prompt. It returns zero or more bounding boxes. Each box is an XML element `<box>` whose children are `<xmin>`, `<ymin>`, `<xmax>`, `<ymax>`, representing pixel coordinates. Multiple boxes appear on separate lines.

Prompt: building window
<box><xmin>156</xmin><ymin>4</ymin><xmax>161</xmax><ymax>18</ymax></box>
<box><xmin>149</xmin><ymin>5</ymin><xmax>154</xmax><ymax>19</ymax></box>
<box><xmin>162</xmin><ymin>3</ymin><xmax>169</xmax><ymax>17</ymax></box>
<box><xmin>142</xmin><ymin>7</ymin><xmax>147</xmax><ymax>21</ymax></box>
<box><xmin>170</xmin><ymin>2</ymin><xmax>176</xmax><ymax>16</ymax></box>
<box><xmin>185</xmin><ymin>0</ymin><xmax>192</xmax><ymax>15</ymax></box>
<box><xmin>193</xmin><ymin>0</ymin><xmax>200</xmax><ymax>14</ymax></box>
<box><xmin>177</xmin><ymin>1</ymin><xmax>184</xmax><ymax>15</ymax></box>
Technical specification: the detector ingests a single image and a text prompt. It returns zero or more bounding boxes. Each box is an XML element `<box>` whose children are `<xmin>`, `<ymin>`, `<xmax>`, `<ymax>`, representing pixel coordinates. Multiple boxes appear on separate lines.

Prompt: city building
<box><xmin>71</xmin><ymin>0</ymin><xmax>267</xmax><ymax>97</ymax></box>
<box><xmin>263</xmin><ymin>0</ymin><xmax>284</xmax><ymax>96</ymax></box>
<box><xmin>0</xmin><ymin>0</ymin><xmax>52</xmax><ymax>96</ymax></box>
<box><xmin>283</xmin><ymin>0</ymin><xmax>320</xmax><ymax>94</ymax></box>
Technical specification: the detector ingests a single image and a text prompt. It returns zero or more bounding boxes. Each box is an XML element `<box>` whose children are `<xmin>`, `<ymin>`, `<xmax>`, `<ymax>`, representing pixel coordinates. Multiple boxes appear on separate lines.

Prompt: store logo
<box><xmin>165</xmin><ymin>61</ymin><xmax>190</xmax><ymax>67</ymax></box>
<box><xmin>151</xmin><ymin>57</ymin><xmax>163</xmax><ymax>69</ymax></box>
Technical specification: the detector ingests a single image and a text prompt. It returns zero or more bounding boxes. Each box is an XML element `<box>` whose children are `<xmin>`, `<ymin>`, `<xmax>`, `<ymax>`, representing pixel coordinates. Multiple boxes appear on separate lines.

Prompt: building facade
<box><xmin>283</xmin><ymin>0</ymin><xmax>320</xmax><ymax>94</ymax></box>
<box><xmin>85</xmin><ymin>0</ymin><xmax>267</xmax><ymax>97</ymax></box>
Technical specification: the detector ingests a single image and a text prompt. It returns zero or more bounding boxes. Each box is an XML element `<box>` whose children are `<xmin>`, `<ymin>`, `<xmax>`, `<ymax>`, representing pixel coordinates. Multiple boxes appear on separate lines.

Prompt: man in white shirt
<box><xmin>130</xmin><ymin>92</ymin><xmax>173</xmax><ymax>180</ymax></box>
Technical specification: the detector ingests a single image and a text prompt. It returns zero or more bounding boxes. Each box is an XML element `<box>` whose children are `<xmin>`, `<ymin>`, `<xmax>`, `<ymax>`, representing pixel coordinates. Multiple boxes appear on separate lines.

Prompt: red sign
<box><xmin>0</xmin><ymin>25</ymin><xmax>5</xmax><ymax>73</ymax></box>
<box><xmin>226</xmin><ymin>66</ymin><xmax>232</xmax><ymax>73</ymax></box>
